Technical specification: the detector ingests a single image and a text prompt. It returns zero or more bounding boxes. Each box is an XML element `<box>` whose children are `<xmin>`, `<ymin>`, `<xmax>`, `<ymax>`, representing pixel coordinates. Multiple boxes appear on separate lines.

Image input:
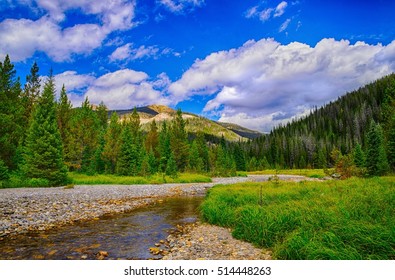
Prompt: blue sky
<box><xmin>1</xmin><ymin>0</ymin><xmax>395</xmax><ymax>132</ymax></box>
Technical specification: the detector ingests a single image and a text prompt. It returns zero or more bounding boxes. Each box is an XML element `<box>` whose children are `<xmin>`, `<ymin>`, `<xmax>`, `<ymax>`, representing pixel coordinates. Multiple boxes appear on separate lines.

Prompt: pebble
<box><xmin>162</xmin><ymin>222</ymin><xmax>272</xmax><ymax>260</ymax></box>
<box><xmin>0</xmin><ymin>177</ymin><xmax>252</xmax><ymax>237</ymax></box>
<box><xmin>0</xmin><ymin>175</ymin><xmax>314</xmax><ymax>243</ymax></box>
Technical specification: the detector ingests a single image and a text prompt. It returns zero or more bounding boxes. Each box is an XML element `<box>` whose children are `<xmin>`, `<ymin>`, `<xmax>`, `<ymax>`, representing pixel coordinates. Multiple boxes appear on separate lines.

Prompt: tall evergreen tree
<box><xmin>387</xmin><ymin>114</ymin><xmax>395</xmax><ymax>171</ymax></box>
<box><xmin>0</xmin><ymin>55</ymin><xmax>24</xmax><ymax>170</ymax></box>
<box><xmin>170</xmin><ymin>109</ymin><xmax>189</xmax><ymax>171</ymax></box>
<box><xmin>23</xmin><ymin>73</ymin><xmax>68</xmax><ymax>186</ymax></box>
<box><xmin>116</xmin><ymin>124</ymin><xmax>135</xmax><ymax>176</ymax></box>
<box><xmin>56</xmin><ymin>85</ymin><xmax>73</xmax><ymax>167</ymax></box>
<box><xmin>353</xmin><ymin>143</ymin><xmax>365</xmax><ymax>168</ymax></box>
<box><xmin>145</xmin><ymin>119</ymin><xmax>160</xmax><ymax>159</ymax></box>
<box><xmin>102</xmin><ymin>112</ymin><xmax>122</xmax><ymax>174</ymax></box>
<box><xmin>159</xmin><ymin>121</ymin><xmax>171</xmax><ymax>172</ymax></box>
<box><xmin>22</xmin><ymin>61</ymin><xmax>41</xmax><ymax>123</ymax></box>
<box><xmin>68</xmin><ymin>97</ymin><xmax>100</xmax><ymax>171</ymax></box>
<box><xmin>366</xmin><ymin>121</ymin><xmax>389</xmax><ymax>176</ymax></box>
<box><xmin>96</xmin><ymin>101</ymin><xmax>108</xmax><ymax>130</ymax></box>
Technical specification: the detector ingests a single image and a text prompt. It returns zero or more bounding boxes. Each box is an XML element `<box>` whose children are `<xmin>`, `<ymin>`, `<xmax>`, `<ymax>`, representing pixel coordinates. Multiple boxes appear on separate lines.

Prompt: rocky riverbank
<box><xmin>161</xmin><ymin>222</ymin><xmax>272</xmax><ymax>260</ymax></box>
<box><xmin>0</xmin><ymin>177</ymin><xmax>252</xmax><ymax>238</ymax></box>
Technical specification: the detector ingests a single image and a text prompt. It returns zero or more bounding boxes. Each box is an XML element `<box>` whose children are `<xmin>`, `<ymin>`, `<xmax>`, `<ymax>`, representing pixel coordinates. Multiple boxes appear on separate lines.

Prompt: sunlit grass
<box><xmin>69</xmin><ymin>172</ymin><xmax>212</xmax><ymax>185</ymax></box>
<box><xmin>248</xmin><ymin>169</ymin><xmax>326</xmax><ymax>178</ymax></box>
<box><xmin>200</xmin><ymin>176</ymin><xmax>395</xmax><ymax>259</ymax></box>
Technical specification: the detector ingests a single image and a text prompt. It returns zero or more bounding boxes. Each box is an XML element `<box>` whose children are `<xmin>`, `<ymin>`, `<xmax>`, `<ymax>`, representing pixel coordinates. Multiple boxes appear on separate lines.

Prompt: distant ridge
<box><xmin>108</xmin><ymin>104</ymin><xmax>262</xmax><ymax>141</ymax></box>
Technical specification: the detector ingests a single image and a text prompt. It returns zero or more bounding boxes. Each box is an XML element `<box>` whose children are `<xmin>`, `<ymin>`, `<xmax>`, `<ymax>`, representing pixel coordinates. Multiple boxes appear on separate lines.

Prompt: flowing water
<box><xmin>0</xmin><ymin>196</ymin><xmax>203</xmax><ymax>260</ymax></box>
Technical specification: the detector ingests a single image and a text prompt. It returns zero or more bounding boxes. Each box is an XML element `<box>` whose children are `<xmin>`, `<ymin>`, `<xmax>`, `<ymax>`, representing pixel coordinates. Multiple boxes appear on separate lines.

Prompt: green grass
<box><xmin>69</xmin><ymin>172</ymin><xmax>212</xmax><ymax>185</ymax></box>
<box><xmin>200</xmin><ymin>176</ymin><xmax>395</xmax><ymax>259</ymax></box>
<box><xmin>248</xmin><ymin>169</ymin><xmax>326</xmax><ymax>178</ymax></box>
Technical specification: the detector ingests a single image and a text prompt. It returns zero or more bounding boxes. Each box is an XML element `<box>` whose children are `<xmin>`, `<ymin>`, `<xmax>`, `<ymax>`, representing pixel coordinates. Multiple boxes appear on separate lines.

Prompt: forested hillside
<box><xmin>243</xmin><ymin>74</ymin><xmax>395</xmax><ymax>174</ymax></box>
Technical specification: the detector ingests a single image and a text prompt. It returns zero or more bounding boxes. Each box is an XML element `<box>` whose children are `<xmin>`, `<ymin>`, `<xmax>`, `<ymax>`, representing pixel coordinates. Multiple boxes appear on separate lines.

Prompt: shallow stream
<box><xmin>0</xmin><ymin>196</ymin><xmax>203</xmax><ymax>260</ymax></box>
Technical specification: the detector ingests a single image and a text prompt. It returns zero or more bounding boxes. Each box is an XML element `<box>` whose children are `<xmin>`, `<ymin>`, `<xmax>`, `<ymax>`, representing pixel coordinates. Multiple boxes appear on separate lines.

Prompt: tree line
<box><xmin>0</xmin><ymin>56</ymin><xmax>241</xmax><ymax>186</ymax></box>
<box><xmin>240</xmin><ymin>73</ymin><xmax>395</xmax><ymax>176</ymax></box>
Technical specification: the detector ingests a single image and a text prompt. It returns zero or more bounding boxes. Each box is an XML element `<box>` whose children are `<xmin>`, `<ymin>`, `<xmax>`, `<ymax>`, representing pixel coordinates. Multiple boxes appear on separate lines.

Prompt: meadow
<box><xmin>248</xmin><ymin>169</ymin><xmax>326</xmax><ymax>178</ymax></box>
<box><xmin>0</xmin><ymin>172</ymin><xmax>212</xmax><ymax>188</ymax></box>
<box><xmin>69</xmin><ymin>172</ymin><xmax>212</xmax><ymax>185</ymax></box>
<box><xmin>200</xmin><ymin>176</ymin><xmax>395</xmax><ymax>259</ymax></box>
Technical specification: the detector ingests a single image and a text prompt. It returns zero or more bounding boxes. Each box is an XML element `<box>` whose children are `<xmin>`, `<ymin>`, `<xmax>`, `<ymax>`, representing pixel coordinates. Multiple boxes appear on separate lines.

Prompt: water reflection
<box><xmin>0</xmin><ymin>196</ymin><xmax>203</xmax><ymax>260</ymax></box>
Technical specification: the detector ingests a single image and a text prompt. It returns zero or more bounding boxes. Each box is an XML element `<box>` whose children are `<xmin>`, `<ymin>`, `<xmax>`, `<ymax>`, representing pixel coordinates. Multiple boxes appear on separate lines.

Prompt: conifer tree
<box><xmin>189</xmin><ymin>140</ymin><xmax>203</xmax><ymax>172</ymax></box>
<box><xmin>233</xmin><ymin>143</ymin><xmax>246</xmax><ymax>171</ymax></box>
<box><xmin>116</xmin><ymin>125</ymin><xmax>134</xmax><ymax>176</ymax></box>
<box><xmin>102</xmin><ymin>112</ymin><xmax>121</xmax><ymax>174</ymax></box>
<box><xmin>147</xmin><ymin>149</ymin><xmax>158</xmax><ymax>174</ymax></box>
<box><xmin>170</xmin><ymin>109</ymin><xmax>189</xmax><ymax>171</ymax></box>
<box><xmin>353</xmin><ymin>143</ymin><xmax>365</xmax><ymax>168</ymax></box>
<box><xmin>23</xmin><ymin>73</ymin><xmax>68</xmax><ymax>186</ymax></box>
<box><xmin>166</xmin><ymin>152</ymin><xmax>178</xmax><ymax>178</ymax></box>
<box><xmin>56</xmin><ymin>85</ymin><xmax>73</xmax><ymax>167</ymax></box>
<box><xmin>96</xmin><ymin>101</ymin><xmax>108</xmax><ymax>130</ymax></box>
<box><xmin>0</xmin><ymin>159</ymin><xmax>9</xmax><ymax>180</ymax></box>
<box><xmin>145</xmin><ymin>119</ymin><xmax>159</xmax><ymax>159</ymax></box>
<box><xmin>387</xmin><ymin>114</ymin><xmax>395</xmax><ymax>171</ymax></box>
<box><xmin>22</xmin><ymin>61</ymin><xmax>41</xmax><ymax>123</ymax></box>
<box><xmin>0</xmin><ymin>55</ymin><xmax>24</xmax><ymax>169</ymax></box>
<box><xmin>366</xmin><ymin>121</ymin><xmax>389</xmax><ymax>176</ymax></box>
<box><xmin>69</xmin><ymin>97</ymin><xmax>100</xmax><ymax>171</ymax></box>
<box><xmin>159</xmin><ymin>121</ymin><xmax>171</xmax><ymax>172</ymax></box>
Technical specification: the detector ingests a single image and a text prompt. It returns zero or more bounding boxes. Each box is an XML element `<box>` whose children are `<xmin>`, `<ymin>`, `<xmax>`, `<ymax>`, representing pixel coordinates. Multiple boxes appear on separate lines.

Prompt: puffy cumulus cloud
<box><xmin>55</xmin><ymin>69</ymin><xmax>172</xmax><ymax>109</ymax></box>
<box><xmin>169</xmin><ymin>38</ymin><xmax>395</xmax><ymax>132</ymax></box>
<box><xmin>85</xmin><ymin>69</ymin><xmax>171</xmax><ymax>109</ymax></box>
<box><xmin>54</xmin><ymin>71</ymin><xmax>95</xmax><ymax>95</ymax></box>
<box><xmin>0</xmin><ymin>0</ymin><xmax>135</xmax><ymax>61</ymax></box>
<box><xmin>158</xmin><ymin>0</ymin><xmax>204</xmax><ymax>14</ymax></box>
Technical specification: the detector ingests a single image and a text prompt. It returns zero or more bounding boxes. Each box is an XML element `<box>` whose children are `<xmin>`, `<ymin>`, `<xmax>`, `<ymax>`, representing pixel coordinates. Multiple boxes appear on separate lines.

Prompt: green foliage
<box><xmin>366</xmin><ymin>121</ymin><xmax>389</xmax><ymax>176</ymax></box>
<box><xmin>23</xmin><ymin>73</ymin><xmax>68</xmax><ymax>186</ymax></box>
<box><xmin>116</xmin><ymin>125</ymin><xmax>136</xmax><ymax>176</ymax></box>
<box><xmin>170</xmin><ymin>109</ymin><xmax>189</xmax><ymax>171</ymax></box>
<box><xmin>201</xmin><ymin>177</ymin><xmax>395</xmax><ymax>259</ymax></box>
<box><xmin>0</xmin><ymin>55</ymin><xmax>24</xmax><ymax>170</ymax></box>
<box><xmin>387</xmin><ymin>114</ymin><xmax>395</xmax><ymax>171</ymax></box>
<box><xmin>102</xmin><ymin>112</ymin><xmax>122</xmax><ymax>174</ymax></box>
<box><xmin>246</xmin><ymin>74</ymin><xmax>395</xmax><ymax>170</ymax></box>
<box><xmin>96</xmin><ymin>101</ymin><xmax>108</xmax><ymax>130</ymax></box>
<box><xmin>0</xmin><ymin>159</ymin><xmax>9</xmax><ymax>180</ymax></box>
<box><xmin>353</xmin><ymin>143</ymin><xmax>365</xmax><ymax>168</ymax></box>
<box><xmin>165</xmin><ymin>152</ymin><xmax>178</xmax><ymax>178</ymax></box>
<box><xmin>69</xmin><ymin>172</ymin><xmax>210</xmax><ymax>185</ymax></box>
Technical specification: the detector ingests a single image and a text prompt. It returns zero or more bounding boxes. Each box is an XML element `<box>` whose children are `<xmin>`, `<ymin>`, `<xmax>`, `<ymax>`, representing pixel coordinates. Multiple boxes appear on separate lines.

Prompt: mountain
<box><xmin>108</xmin><ymin>105</ymin><xmax>262</xmax><ymax>141</ymax></box>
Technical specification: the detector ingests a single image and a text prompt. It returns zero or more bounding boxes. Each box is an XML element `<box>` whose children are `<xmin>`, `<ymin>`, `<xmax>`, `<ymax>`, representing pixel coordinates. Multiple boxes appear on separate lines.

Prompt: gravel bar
<box><xmin>0</xmin><ymin>177</ymin><xmax>252</xmax><ymax>237</ymax></box>
<box><xmin>0</xmin><ymin>175</ymin><xmax>317</xmax><ymax>238</ymax></box>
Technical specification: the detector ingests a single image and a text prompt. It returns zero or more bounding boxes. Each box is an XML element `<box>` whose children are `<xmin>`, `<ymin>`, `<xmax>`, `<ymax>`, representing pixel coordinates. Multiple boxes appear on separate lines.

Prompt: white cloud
<box><xmin>259</xmin><ymin>8</ymin><xmax>274</xmax><ymax>22</ymax></box>
<box><xmin>54</xmin><ymin>71</ymin><xmax>95</xmax><ymax>94</ymax></box>
<box><xmin>279</xmin><ymin>18</ymin><xmax>291</xmax><ymax>32</ymax></box>
<box><xmin>109</xmin><ymin>43</ymin><xmax>134</xmax><ymax>61</ymax></box>
<box><xmin>0</xmin><ymin>0</ymin><xmax>136</xmax><ymax>61</ymax></box>
<box><xmin>158</xmin><ymin>0</ymin><xmax>204</xmax><ymax>14</ymax></box>
<box><xmin>169</xmin><ymin>38</ymin><xmax>395</xmax><ymax>132</ymax></box>
<box><xmin>274</xmin><ymin>1</ymin><xmax>288</xmax><ymax>17</ymax></box>
<box><xmin>245</xmin><ymin>1</ymin><xmax>288</xmax><ymax>22</ymax></box>
<box><xmin>54</xmin><ymin>69</ymin><xmax>173</xmax><ymax>109</ymax></box>
<box><xmin>109</xmin><ymin>43</ymin><xmax>179</xmax><ymax>62</ymax></box>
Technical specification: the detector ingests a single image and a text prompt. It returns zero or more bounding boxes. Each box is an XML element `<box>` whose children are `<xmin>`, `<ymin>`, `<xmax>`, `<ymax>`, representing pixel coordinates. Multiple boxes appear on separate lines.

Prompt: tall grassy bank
<box><xmin>200</xmin><ymin>177</ymin><xmax>395</xmax><ymax>259</ymax></box>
